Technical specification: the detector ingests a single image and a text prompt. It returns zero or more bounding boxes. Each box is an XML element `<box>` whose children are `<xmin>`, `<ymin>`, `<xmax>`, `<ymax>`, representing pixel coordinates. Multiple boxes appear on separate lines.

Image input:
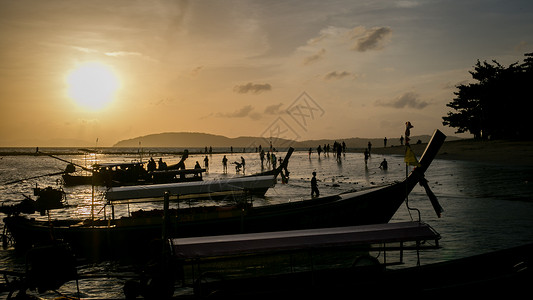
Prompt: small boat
<box><xmin>61</xmin><ymin>162</ymin><xmax>207</xmax><ymax>186</ymax></box>
<box><xmin>59</xmin><ymin>150</ymin><xmax>207</xmax><ymax>186</ymax></box>
<box><xmin>2</xmin><ymin>130</ymin><xmax>446</xmax><ymax>262</ymax></box>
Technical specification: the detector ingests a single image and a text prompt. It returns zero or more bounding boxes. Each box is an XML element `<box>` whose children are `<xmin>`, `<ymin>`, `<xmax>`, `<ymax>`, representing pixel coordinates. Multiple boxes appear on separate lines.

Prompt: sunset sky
<box><xmin>1</xmin><ymin>0</ymin><xmax>532</xmax><ymax>147</ymax></box>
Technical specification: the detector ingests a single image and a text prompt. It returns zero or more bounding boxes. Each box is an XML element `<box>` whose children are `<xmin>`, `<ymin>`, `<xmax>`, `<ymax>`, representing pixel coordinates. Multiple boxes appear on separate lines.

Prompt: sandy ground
<box><xmin>366</xmin><ymin>139</ymin><xmax>533</xmax><ymax>166</ymax></box>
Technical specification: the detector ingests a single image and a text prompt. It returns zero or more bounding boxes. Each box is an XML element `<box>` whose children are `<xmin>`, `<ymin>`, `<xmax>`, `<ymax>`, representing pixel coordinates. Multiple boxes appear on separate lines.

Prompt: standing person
<box><xmin>158</xmin><ymin>158</ymin><xmax>167</xmax><ymax>170</ymax></box>
<box><xmin>241</xmin><ymin>156</ymin><xmax>246</xmax><ymax>173</ymax></box>
<box><xmin>311</xmin><ymin>171</ymin><xmax>320</xmax><ymax>197</ymax></box>
<box><xmin>222</xmin><ymin>155</ymin><xmax>228</xmax><ymax>173</ymax></box>
<box><xmin>367</xmin><ymin>141</ymin><xmax>372</xmax><ymax>156</ymax></box>
<box><xmin>400</xmin><ymin>135</ymin><xmax>404</xmax><ymax>146</ymax></box>
<box><xmin>384</xmin><ymin>137</ymin><xmax>387</xmax><ymax>148</ymax></box>
<box><xmin>260</xmin><ymin>149</ymin><xmax>265</xmax><ymax>168</ymax></box>
<box><xmin>203</xmin><ymin>155</ymin><xmax>209</xmax><ymax>172</ymax></box>
<box><xmin>147</xmin><ymin>157</ymin><xmax>156</xmax><ymax>171</ymax></box>
<box><xmin>405</xmin><ymin>121</ymin><xmax>414</xmax><ymax>145</ymax></box>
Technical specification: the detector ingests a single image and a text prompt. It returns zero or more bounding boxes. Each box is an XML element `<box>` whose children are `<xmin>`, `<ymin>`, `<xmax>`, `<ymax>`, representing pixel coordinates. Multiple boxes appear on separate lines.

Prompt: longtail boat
<box><xmin>59</xmin><ymin>150</ymin><xmax>206</xmax><ymax>186</ymax></box>
<box><xmin>2</xmin><ymin>130</ymin><xmax>445</xmax><ymax>262</ymax></box>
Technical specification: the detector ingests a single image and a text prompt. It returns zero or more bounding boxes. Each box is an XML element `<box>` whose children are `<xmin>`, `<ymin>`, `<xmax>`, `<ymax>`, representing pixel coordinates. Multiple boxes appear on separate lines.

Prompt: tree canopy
<box><xmin>443</xmin><ymin>52</ymin><xmax>533</xmax><ymax>140</ymax></box>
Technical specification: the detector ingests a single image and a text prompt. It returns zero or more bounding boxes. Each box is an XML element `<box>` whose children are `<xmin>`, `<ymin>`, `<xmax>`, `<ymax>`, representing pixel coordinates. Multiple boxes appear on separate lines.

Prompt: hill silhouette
<box><xmin>113</xmin><ymin>132</ymin><xmax>458</xmax><ymax>150</ymax></box>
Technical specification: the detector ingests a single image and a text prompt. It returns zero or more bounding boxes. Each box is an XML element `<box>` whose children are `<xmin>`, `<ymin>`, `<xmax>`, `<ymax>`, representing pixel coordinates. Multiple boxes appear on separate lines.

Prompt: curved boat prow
<box><xmin>406</xmin><ymin>129</ymin><xmax>447</xmax><ymax>216</ymax></box>
<box><xmin>416</xmin><ymin>129</ymin><xmax>447</xmax><ymax>175</ymax></box>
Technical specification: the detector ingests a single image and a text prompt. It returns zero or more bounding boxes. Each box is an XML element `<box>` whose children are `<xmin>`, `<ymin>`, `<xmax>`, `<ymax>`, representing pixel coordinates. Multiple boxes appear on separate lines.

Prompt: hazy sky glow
<box><xmin>1</xmin><ymin>0</ymin><xmax>532</xmax><ymax>146</ymax></box>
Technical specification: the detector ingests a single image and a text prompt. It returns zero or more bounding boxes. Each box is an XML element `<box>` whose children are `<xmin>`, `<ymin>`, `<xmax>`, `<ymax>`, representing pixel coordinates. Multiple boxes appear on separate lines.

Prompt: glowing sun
<box><xmin>66</xmin><ymin>62</ymin><xmax>120</xmax><ymax>110</ymax></box>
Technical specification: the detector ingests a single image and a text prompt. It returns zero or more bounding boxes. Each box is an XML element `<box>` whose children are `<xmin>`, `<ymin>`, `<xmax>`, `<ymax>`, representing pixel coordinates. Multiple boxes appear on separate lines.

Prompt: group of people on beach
<box><xmin>308</xmin><ymin>141</ymin><xmax>346</xmax><ymax>161</ymax></box>
<box><xmin>220</xmin><ymin>155</ymin><xmax>247</xmax><ymax>174</ymax></box>
<box><xmin>147</xmin><ymin>122</ymin><xmax>417</xmax><ymax>199</ymax></box>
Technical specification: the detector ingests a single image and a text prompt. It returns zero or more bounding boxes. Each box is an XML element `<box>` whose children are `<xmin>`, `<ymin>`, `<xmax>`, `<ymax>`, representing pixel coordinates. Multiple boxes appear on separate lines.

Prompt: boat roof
<box><xmin>106</xmin><ymin>175</ymin><xmax>276</xmax><ymax>201</ymax></box>
<box><xmin>170</xmin><ymin>221</ymin><xmax>440</xmax><ymax>259</ymax></box>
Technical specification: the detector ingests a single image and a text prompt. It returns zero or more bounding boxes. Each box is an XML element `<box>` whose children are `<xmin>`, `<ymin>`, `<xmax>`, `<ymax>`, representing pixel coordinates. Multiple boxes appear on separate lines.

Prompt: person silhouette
<box><xmin>203</xmin><ymin>155</ymin><xmax>209</xmax><ymax>171</ymax></box>
<box><xmin>379</xmin><ymin>158</ymin><xmax>388</xmax><ymax>170</ymax></box>
<box><xmin>222</xmin><ymin>155</ymin><xmax>228</xmax><ymax>173</ymax></box>
<box><xmin>405</xmin><ymin>121</ymin><xmax>414</xmax><ymax>145</ymax></box>
<box><xmin>311</xmin><ymin>171</ymin><xmax>320</xmax><ymax>197</ymax></box>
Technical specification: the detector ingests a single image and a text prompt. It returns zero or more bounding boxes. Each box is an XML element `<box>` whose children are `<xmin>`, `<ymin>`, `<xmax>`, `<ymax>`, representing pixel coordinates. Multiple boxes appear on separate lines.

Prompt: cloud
<box><xmin>264</xmin><ymin>103</ymin><xmax>284</xmax><ymax>115</ymax></box>
<box><xmin>217</xmin><ymin>105</ymin><xmax>255</xmax><ymax>118</ymax></box>
<box><xmin>233</xmin><ymin>82</ymin><xmax>272</xmax><ymax>94</ymax></box>
<box><xmin>324</xmin><ymin>71</ymin><xmax>354</xmax><ymax>80</ymax></box>
<box><xmin>349</xmin><ymin>26</ymin><xmax>392</xmax><ymax>52</ymax></box>
<box><xmin>72</xmin><ymin>46</ymin><xmax>156</xmax><ymax>61</ymax></box>
<box><xmin>375</xmin><ymin>92</ymin><xmax>429</xmax><ymax>109</ymax></box>
<box><xmin>396</xmin><ymin>1</ymin><xmax>420</xmax><ymax>8</ymax></box>
<box><xmin>514</xmin><ymin>41</ymin><xmax>529</xmax><ymax>52</ymax></box>
<box><xmin>190</xmin><ymin>66</ymin><xmax>204</xmax><ymax>77</ymax></box>
<box><xmin>307</xmin><ymin>26</ymin><xmax>346</xmax><ymax>45</ymax></box>
<box><xmin>77</xmin><ymin>118</ymin><xmax>100</xmax><ymax>126</ymax></box>
<box><xmin>442</xmin><ymin>80</ymin><xmax>468</xmax><ymax>90</ymax></box>
<box><xmin>303</xmin><ymin>48</ymin><xmax>326</xmax><ymax>65</ymax></box>
<box><xmin>104</xmin><ymin>51</ymin><xmax>143</xmax><ymax>57</ymax></box>
<box><xmin>150</xmin><ymin>97</ymin><xmax>175</xmax><ymax>106</ymax></box>
<box><xmin>72</xmin><ymin>46</ymin><xmax>99</xmax><ymax>54</ymax></box>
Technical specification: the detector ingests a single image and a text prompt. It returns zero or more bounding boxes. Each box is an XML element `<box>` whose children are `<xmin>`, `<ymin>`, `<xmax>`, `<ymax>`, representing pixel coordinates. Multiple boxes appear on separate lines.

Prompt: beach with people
<box><xmin>368</xmin><ymin>138</ymin><xmax>533</xmax><ymax>166</ymax></box>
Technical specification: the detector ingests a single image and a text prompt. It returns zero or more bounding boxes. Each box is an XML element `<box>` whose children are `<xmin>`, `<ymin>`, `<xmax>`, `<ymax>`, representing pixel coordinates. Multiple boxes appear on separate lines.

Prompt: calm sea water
<box><xmin>1</xmin><ymin>148</ymin><xmax>532</xmax><ymax>298</ymax></box>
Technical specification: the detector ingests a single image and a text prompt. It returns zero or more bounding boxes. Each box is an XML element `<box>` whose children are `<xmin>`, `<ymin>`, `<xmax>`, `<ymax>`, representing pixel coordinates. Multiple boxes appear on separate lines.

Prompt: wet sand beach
<box><xmin>368</xmin><ymin>139</ymin><xmax>533</xmax><ymax>166</ymax></box>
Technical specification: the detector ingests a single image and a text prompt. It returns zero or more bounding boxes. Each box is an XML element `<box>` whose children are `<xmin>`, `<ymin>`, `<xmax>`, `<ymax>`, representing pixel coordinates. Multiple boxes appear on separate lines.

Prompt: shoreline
<box><xmin>369</xmin><ymin>139</ymin><xmax>533</xmax><ymax>166</ymax></box>
<box><xmin>1</xmin><ymin>139</ymin><xmax>532</xmax><ymax>166</ymax></box>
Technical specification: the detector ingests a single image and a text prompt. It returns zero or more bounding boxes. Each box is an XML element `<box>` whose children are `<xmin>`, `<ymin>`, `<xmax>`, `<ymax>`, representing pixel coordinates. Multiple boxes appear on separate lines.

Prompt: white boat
<box><xmin>105</xmin><ymin>174</ymin><xmax>277</xmax><ymax>202</ymax></box>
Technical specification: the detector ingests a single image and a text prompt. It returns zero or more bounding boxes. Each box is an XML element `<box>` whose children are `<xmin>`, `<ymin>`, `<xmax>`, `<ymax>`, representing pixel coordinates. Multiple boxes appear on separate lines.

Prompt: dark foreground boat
<box><xmin>2</xmin><ymin>130</ymin><xmax>446</xmax><ymax>262</ymax></box>
<box><xmin>172</xmin><ymin>238</ymin><xmax>533</xmax><ymax>299</ymax></box>
<box><xmin>163</xmin><ymin>223</ymin><xmax>531</xmax><ymax>298</ymax></box>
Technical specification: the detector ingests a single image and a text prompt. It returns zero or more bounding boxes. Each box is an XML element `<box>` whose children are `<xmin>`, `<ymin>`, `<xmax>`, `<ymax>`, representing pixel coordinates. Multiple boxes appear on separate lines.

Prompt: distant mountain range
<box><xmin>113</xmin><ymin>132</ymin><xmax>461</xmax><ymax>150</ymax></box>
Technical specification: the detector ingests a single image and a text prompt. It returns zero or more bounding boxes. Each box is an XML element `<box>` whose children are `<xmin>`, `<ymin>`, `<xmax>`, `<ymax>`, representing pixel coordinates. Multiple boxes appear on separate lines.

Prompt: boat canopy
<box><xmin>170</xmin><ymin>221</ymin><xmax>440</xmax><ymax>259</ymax></box>
<box><xmin>106</xmin><ymin>175</ymin><xmax>276</xmax><ymax>202</ymax></box>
